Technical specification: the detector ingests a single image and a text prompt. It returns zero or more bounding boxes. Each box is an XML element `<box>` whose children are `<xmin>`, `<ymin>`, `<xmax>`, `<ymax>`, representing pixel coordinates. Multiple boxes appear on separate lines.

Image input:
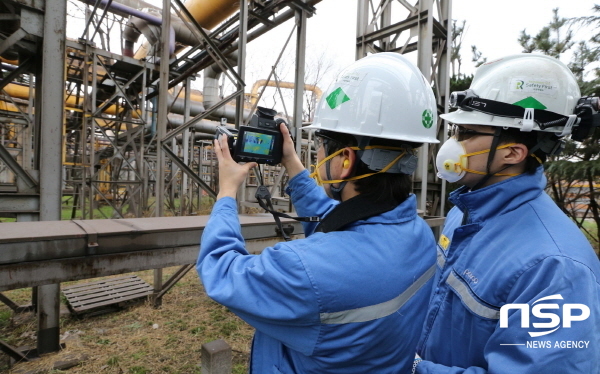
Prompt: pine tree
<box><xmin>521</xmin><ymin>7</ymin><xmax>600</xmax><ymax>253</ymax></box>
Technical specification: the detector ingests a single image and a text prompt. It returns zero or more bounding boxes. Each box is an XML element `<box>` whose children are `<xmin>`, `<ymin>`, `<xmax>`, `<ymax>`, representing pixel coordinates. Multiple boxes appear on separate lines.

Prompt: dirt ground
<box><xmin>0</xmin><ymin>267</ymin><xmax>254</xmax><ymax>374</ymax></box>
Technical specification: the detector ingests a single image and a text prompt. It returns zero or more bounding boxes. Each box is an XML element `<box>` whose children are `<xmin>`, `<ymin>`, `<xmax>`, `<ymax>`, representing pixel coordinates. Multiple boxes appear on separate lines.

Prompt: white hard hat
<box><xmin>305</xmin><ymin>52</ymin><xmax>439</xmax><ymax>143</ymax></box>
<box><xmin>441</xmin><ymin>54</ymin><xmax>581</xmax><ymax>134</ymax></box>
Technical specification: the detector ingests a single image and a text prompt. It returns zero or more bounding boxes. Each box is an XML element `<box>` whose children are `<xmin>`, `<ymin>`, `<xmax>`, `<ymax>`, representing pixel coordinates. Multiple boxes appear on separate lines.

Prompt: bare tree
<box><xmin>450</xmin><ymin>20</ymin><xmax>467</xmax><ymax>77</ymax></box>
<box><xmin>303</xmin><ymin>51</ymin><xmax>335</xmax><ymax>121</ymax></box>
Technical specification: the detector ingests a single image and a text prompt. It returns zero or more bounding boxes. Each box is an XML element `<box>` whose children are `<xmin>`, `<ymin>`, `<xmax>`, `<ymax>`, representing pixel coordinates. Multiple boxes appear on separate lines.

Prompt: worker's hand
<box><xmin>280</xmin><ymin>123</ymin><xmax>305</xmax><ymax>179</ymax></box>
<box><xmin>214</xmin><ymin>135</ymin><xmax>257</xmax><ymax>200</ymax></box>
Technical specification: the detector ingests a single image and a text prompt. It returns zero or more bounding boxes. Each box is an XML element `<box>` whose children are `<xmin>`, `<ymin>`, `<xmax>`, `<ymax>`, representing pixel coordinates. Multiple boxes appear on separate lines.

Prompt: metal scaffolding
<box><xmin>356</xmin><ymin>0</ymin><xmax>451</xmax><ymax>217</ymax></box>
<box><xmin>0</xmin><ymin>0</ymin><xmax>449</xmax><ymax>360</ymax></box>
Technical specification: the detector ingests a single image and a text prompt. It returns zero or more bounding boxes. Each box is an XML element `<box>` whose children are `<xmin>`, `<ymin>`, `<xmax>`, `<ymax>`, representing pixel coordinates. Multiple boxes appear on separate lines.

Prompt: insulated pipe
<box><xmin>124</xmin><ymin>17</ymin><xmax>162</xmax><ymax>57</ymax></box>
<box><xmin>126</xmin><ymin>11</ymin><xmax>209</xmax><ymax>59</ymax></box>
<box><xmin>249</xmin><ymin>79</ymin><xmax>322</xmax><ymax>105</ymax></box>
<box><xmin>202</xmin><ymin>52</ymin><xmax>252</xmax><ymax>123</ymax></box>
<box><xmin>174</xmin><ymin>132</ymin><xmax>214</xmax><ymax>144</ymax></box>
<box><xmin>0</xmin><ymin>57</ymin><xmax>18</xmax><ymax>65</ymax></box>
<box><xmin>184</xmin><ymin>0</ymin><xmax>241</xmax><ymax>30</ymax></box>
<box><xmin>112</xmin><ymin>0</ymin><xmax>160</xmax><ymax>12</ymax></box>
<box><xmin>0</xmin><ymin>62</ymin><xmax>17</xmax><ymax>71</ymax></box>
<box><xmin>78</xmin><ymin>0</ymin><xmax>175</xmax><ymax>56</ymax></box>
<box><xmin>168</xmin><ymin>93</ymin><xmax>205</xmax><ymax>117</ymax></box>
<box><xmin>167</xmin><ymin>116</ymin><xmax>231</xmax><ymax>134</ymax></box>
<box><xmin>3</xmin><ymin>83</ymin><xmax>141</xmax><ymax>118</ymax></box>
<box><xmin>0</xmin><ymin>115</ymin><xmax>28</xmax><ymax>125</ymax></box>
<box><xmin>151</xmin><ymin>10</ymin><xmax>208</xmax><ymax>48</ymax></box>
<box><xmin>169</xmin><ymin>115</ymin><xmax>233</xmax><ymax>143</ymax></box>
<box><xmin>132</xmin><ymin>0</ymin><xmax>243</xmax><ymax>60</ymax></box>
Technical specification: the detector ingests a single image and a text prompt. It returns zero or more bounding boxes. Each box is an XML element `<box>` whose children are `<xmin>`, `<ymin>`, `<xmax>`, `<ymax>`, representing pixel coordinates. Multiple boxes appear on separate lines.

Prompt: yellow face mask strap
<box><xmin>530</xmin><ymin>153</ymin><xmax>543</xmax><ymax>165</ymax></box>
<box><xmin>309</xmin><ymin>146</ymin><xmax>408</xmax><ymax>185</ymax></box>
<box><xmin>457</xmin><ymin>143</ymin><xmax>522</xmax><ymax>177</ymax></box>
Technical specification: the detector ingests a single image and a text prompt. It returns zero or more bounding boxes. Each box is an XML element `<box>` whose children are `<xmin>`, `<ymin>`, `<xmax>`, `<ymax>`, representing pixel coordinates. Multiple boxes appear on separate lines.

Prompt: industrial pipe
<box><xmin>185</xmin><ymin>0</ymin><xmax>241</xmax><ymax>30</ymax></box>
<box><xmin>2</xmin><ymin>83</ymin><xmax>141</xmax><ymax>118</ymax></box>
<box><xmin>127</xmin><ymin>10</ymin><xmax>209</xmax><ymax>59</ymax></box>
<box><xmin>78</xmin><ymin>0</ymin><xmax>175</xmax><ymax>57</ymax></box>
<box><xmin>250</xmin><ymin>79</ymin><xmax>322</xmax><ymax>105</ymax></box>
<box><xmin>202</xmin><ymin>52</ymin><xmax>252</xmax><ymax>123</ymax></box>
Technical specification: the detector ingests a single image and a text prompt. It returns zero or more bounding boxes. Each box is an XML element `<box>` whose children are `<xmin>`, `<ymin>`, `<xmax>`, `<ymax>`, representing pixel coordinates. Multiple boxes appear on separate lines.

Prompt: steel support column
<box><xmin>355</xmin><ymin>0</ymin><xmax>450</xmax><ymax>217</ymax></box>
<box><xmin>293</xmin><ymin>1</ymin><xmax>307</xmax><ymax>157</ymax></box>
<box><xmin>37</xmin><ymin>0</ymin><xmax>67</xmax><ymax>355</ymax></box>
<box><xmin>437</xmin><ymin>0</ymin><xmax>451</xmax><ymax>219</ymax></box>
<box><xmin>152</xmin><ymin>0</ymin><xmax>172</xmax><ymax>306</ymax></box>
<box><xmin>235</xmin><ymin>0</ymin><xmax>248</xmax><ymax>128</ymax></box>
<box><xmin>156</xmin><ymin>0</ymin><xmax>172</xmax><ymax>218</ymax></box>
<box><xmin>415</xmin><ymin>0</ymin><xmax>434</xmax><ymax>212</ymax></box>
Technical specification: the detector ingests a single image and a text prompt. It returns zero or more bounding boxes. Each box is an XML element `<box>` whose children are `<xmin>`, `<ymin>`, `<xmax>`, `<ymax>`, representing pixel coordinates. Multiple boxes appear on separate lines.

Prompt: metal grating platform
<box><xmin>62</xmin><ymin>275</ymin><xmax>153</xmax><ymax>314</ymax></box>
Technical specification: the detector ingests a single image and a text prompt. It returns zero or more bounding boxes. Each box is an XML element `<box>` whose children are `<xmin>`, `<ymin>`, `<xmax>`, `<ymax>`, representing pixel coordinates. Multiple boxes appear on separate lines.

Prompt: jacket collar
<box><xmin>449</xmin><ymin>166</ymin><xmax>546</xmax><ymax>224</ymax></box>
<box><xmin>327</xmin><ymin>193</ymin><xmax>417</xmax><ymax>231</ymax></box>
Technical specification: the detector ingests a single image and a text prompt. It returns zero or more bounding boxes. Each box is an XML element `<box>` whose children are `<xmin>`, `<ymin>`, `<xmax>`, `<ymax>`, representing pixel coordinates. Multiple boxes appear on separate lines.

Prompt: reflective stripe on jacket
<box><xmin>198</xmin><ymin>170</ymin><xmax>436</xmax><ymax>373</ymax></box>
<box><xmin>416</xmin><ymin>167</ymin><xmax>600</xmax><ymax>374</ymax></box>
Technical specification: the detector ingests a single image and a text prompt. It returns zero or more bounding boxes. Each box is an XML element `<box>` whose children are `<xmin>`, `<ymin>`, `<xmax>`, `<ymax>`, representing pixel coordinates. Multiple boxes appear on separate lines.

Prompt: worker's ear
<box><xmin>339</xmin><ymin>147</ymin><xmax>356</xmax><ymax>179</ymax></box>
<box><xmin>501</xmin><ymin>143</ymin><xmax>529</xmax><ymax>165</ymax></box>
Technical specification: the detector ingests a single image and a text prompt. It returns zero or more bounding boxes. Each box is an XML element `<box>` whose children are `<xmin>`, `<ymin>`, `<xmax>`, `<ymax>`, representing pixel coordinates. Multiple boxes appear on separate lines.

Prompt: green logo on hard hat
<box><xmin>422</xmin><ymin>109</ymin><xmax>434</xmax><ymax>128</ymax></box>
<box><xmin>512</xmin><ymin>96</ymin><xmax>547</xmax><ymax>110</ymax></box>
<box><xmin>515</xmin><ymin>80</ymin><xmax>524</xmax><ymax>90</ymax></box>
<box><xmin>326</xmin><ymin>87</ymin><xmax>351</xmax><ymax>109</ymax></box>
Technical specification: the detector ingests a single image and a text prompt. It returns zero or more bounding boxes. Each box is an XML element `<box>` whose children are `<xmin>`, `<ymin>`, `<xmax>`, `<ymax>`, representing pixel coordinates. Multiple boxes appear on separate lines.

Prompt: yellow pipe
<box><xmin>134</xmin><ymin>0</ymin><xmax>243</xmax><ymax>59</ymax></box>
<box><xmin>185</xmin><ymin>0</ymin><xmax>241</xmax><ymax>30</ymax></box>
<box><xmin>250</xmin><ymin>79</ymin><xmax>323</xmax><ymax>106</ymax></box>
<box><xmin>3</xmin><ymin>83</ymin><xmax>142</xmax><ymax>118</ymax></box>
<box><xmin>171</xmin><ymin>88</ymin><xmax>204</xmax><ymax>103</ymax></box>
<box><xmin>0</xmin><ymin>57</ymin><xmax>18</xmax><ymax>65</ymax></box>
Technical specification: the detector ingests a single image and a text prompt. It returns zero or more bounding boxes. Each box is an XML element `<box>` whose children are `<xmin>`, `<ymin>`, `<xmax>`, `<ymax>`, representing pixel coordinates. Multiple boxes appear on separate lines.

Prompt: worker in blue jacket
<box><xmin>414</xmin><ymin>54</ymin><xmax>600</xmax><ymax>374</ymax></box>
<box><xmin>197</xmin><ymin>53</ymin><xmax>439</xmax><ymax>373</ymax></box>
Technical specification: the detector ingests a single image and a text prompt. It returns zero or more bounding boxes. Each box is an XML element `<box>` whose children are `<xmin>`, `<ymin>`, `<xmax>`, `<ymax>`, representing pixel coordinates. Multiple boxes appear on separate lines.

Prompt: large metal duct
<box><xmin>126</xmin><ymin>10</ymin><xmax>209</xmax><ymax>59</ymax></box>
<box><xmin>202</xmin><ymin>52</ymin><xmax>252</xmax><ymax>123</ymax></box>
<box><xmin>132</xmin><ymin>0</ymin><xmax>242</xmax><ymax>59</ymax></box>
<box><xmin>167</xmin><ymin>93</ymin><xmax>205</xmax><ymax>117</ymax></box>
<box><xmin>185</xmin><ymin>0</ymin><xmax>240</xmax><ymax>30</ymax></box>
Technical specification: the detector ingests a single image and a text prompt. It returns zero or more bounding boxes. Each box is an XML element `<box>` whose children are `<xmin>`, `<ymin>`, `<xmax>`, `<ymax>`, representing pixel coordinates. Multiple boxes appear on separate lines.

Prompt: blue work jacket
<box><xmin>415</xmin><ymin>167</ymin><xmax>600</xmax><ymax>373</ymax></box>
<box><xmin>198</xmin><ymin>170</ymin><xmax>436</xmax><ymax>373</ymax></box>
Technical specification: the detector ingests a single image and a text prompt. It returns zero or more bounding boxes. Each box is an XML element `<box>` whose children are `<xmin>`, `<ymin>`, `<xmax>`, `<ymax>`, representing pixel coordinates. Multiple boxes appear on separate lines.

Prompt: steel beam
<box><xmin>0</xmin><ymin>143</ymin><xmax>37</xmax><ymax>190</ymax></box>
<box><xmin>0</xmin><ymin>57</ymin><xmax>32</xmax><ymax>92</ymax></box>
<box><xmin>0</xmin><ymin>215</ymin><xmax>305</xmax><ymax>291</ymax></box>
<box><xmin>0</xmin><ymin>193</ymin><xmax>39</xmax><ymax>213</ymax></box>
<box><xmin>162</xmin><ymin>145</ymin><xmax>217</xmax><ymax>199</ymax></box>
<box><xmin>0</xmin><ymin>28</ymin><xmax>28</xmax><ymax>56</ymax></box>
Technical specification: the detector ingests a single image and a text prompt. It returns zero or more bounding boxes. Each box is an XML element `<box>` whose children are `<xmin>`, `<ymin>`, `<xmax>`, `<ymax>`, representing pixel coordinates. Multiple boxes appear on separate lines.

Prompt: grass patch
<box><xmin>0</xmin><ymin>310</ymin><xmax>11</xmax><ymax>328</ymax></box>
<box><xmin>579</xmin><ymin>219</ymin><xmax>599</xmax><ymax>256</ymax></box>
<box><xmin>0</xmin><ymin>268</ymin><xmax>253</xmax><ymax>373</ymax></box>
<box><xmin>59</xmin><ymin>194</ymin><xmax>216</xmax><ymax>220</ymax></box>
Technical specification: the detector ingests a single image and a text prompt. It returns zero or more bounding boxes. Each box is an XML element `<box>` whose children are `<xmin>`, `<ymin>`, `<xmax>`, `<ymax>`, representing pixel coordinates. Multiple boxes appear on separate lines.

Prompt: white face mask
<box><xmin>435</xmin><ymin>137</ymin><xmax>520</xmax><ymax>183</ymax></box>
<box><xmin>435</xmin><ymin>137</ymin><xmax>468</xmax><ymax>183</ymax></box>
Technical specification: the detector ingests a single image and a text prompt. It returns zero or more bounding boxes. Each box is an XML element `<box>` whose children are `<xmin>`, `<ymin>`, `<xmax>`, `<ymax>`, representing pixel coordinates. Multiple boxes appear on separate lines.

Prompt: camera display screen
<box><xmin>241</xmin><ymin>131</ymin><xmax>275</xmax><ymax>156</ymax></box>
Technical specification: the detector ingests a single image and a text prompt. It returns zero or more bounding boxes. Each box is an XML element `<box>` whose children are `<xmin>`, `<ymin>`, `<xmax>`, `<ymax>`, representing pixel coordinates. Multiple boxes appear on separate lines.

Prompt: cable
<box><xmin>253</xmin><ymin>166</ymin><xmax>319</xmax><ymax>241</ymax></box>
